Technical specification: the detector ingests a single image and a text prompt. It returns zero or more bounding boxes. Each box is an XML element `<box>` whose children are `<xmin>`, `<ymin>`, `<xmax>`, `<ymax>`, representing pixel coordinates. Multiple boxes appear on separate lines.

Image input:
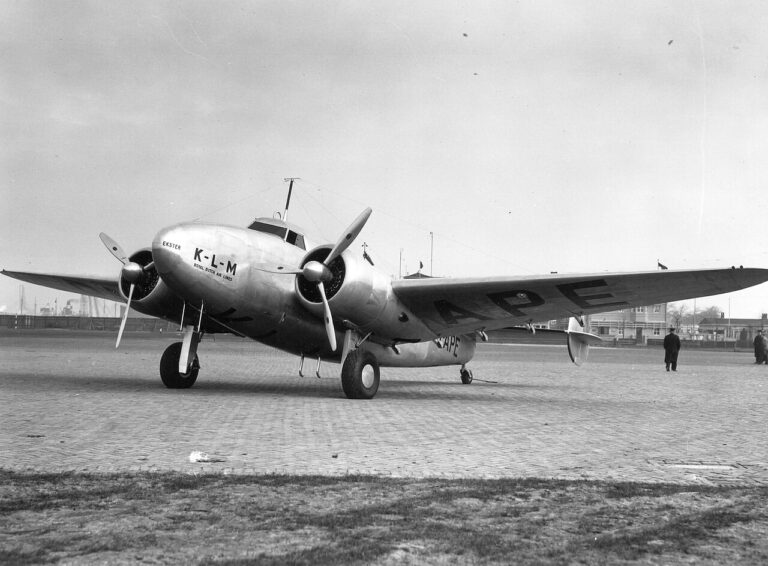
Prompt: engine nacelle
<box><xmin>117</xmin><ymin>248</ymin><xmax>185</xmax><ymax>320</ymax></box>
<box><xmin>295</xmin><ymin>247</ymin><xmax>433</xmax><ymax>342</ymax></box>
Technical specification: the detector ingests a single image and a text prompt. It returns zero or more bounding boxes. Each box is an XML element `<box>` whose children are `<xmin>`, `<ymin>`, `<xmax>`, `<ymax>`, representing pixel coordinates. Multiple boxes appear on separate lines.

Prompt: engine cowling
<box><xmin>295</xmin><ymin>247</ymin><xmax>432</xmax><ymax>342</ymax></box>
<box><xmin>118</xmin><ymin>248</ymin><xmax>184</xmax><ymax>320</ymax></box>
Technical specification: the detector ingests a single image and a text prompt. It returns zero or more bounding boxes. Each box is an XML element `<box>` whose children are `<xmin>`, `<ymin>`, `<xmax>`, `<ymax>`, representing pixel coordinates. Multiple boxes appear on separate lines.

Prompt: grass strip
<box><xmin>2</xmin><ymin>470</ymin><xmax>767</xmax><ymax>565</ymax></box>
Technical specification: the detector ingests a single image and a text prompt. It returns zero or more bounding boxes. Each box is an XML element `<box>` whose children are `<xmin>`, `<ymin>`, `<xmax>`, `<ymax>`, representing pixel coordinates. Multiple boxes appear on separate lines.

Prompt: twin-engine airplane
<box><xmin>4</xmin><ymin>186</ymin><xmax>768</xmax><ymax>399</ymax></box>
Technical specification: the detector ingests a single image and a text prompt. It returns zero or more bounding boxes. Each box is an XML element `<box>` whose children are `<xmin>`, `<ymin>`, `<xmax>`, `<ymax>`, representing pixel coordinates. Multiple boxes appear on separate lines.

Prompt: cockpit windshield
<box><xmin>247</xmin><ymin>219</ymin><xmax>306</xmax><ymax>250</ymax></box>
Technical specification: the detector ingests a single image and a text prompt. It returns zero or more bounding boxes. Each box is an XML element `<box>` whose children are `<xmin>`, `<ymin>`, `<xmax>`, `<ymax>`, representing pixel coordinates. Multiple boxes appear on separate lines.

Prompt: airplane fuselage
<box><xmin>149</xmin><ymin>221</ymin><xmax>476</xmax><ymax>368</ymax></box>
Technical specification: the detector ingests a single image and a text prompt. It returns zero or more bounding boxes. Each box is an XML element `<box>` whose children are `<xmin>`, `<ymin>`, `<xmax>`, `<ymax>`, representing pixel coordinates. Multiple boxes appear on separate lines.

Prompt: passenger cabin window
<box><xmin>247</xmin><ymin>220</ymin><xmax>306</xmax><ymax>250</ymax></box>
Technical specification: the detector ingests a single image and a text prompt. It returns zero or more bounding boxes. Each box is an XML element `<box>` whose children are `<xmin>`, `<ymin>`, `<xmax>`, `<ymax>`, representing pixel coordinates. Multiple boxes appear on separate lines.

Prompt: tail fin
<box><xmin>566</xmin><ymin>317</ymin><xmax>602</xmax><ymax>366</ymax></box>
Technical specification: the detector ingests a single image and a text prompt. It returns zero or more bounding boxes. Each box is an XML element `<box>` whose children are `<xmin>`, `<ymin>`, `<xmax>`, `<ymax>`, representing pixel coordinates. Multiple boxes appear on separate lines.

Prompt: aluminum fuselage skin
<box><xmin>149</xmin><ymin>222</ymin><xmax>475</xmax><ymax>367</ymax></box>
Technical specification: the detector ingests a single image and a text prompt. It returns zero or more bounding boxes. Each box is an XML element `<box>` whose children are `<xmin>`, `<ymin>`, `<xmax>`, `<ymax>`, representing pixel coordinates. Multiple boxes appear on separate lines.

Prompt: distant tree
<box><xmin>698</xmin><ymin>305</ymin><xmax>724</xmax><ymax>320</ymax></box>
<box><xmin>667</xmin><ymin>303</ymin><xmax>688</xmax><ymax>328</ymax></box>
<box><xmin>667</xmin><ymin>303</ymin><xmax>722</xmax><ymax>327</ymax></box>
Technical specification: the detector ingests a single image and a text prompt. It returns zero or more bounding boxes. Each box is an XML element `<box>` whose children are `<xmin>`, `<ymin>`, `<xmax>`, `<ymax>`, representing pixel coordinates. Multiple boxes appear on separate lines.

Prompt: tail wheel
<box><xmin>160</xmin><ymin>342</ymin><xmax>199</xmax><ymax>389</ymax></box>
<box><xmin>341</xmin><ymin>350</ymin><xmax>380</xmax><ymax>399</ymax></box>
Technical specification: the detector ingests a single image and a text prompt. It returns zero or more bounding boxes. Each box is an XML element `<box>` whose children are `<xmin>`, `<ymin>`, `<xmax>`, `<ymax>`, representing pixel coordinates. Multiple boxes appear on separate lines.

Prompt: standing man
<box><xmin>754</xmin><ymin>330</ymin><xmax>765</xmax><ymax>364</ymax></box>
<box><xmin>664</xmin><ymin>327</ymin><xmax>681</xmax><ymax>372</ymax></box>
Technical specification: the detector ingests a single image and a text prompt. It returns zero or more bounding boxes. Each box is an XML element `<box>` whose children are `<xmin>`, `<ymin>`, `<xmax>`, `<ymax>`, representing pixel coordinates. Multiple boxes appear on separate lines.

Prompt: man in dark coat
<box><xmin>663</xmin><ymin>327</ymin><xmax>681</xmax><ymax>372</ymax></box>
<box><xmin>754</xmin><ymin>330</ymin><xmax>767</xmax><ymax>364</ymax></box>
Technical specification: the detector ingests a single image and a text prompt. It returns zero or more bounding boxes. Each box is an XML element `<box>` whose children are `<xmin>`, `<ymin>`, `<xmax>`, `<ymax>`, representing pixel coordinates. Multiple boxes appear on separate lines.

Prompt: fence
<box><xmin>0</xmin><ymin>314</ymin><xmax>175</xmax><ymax>332</ymax></box>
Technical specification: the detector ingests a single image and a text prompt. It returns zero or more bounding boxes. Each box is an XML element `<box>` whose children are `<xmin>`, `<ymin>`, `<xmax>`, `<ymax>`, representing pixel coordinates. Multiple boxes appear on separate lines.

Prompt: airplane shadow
<box><xmin>3</xmin><ymin>371</ymin><xmax>168</xmax><ymax>393</ymax></box>
<box><xmin>3</xmin><ymin>371</ymin><xmax>552</xmax><ymax>402</ymax></box>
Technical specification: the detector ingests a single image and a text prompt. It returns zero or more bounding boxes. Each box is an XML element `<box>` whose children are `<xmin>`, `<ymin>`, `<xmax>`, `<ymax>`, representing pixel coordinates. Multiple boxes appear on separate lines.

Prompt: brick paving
<box><xmin>2</xmin><ymin>332</ymin><xmax>767</xmax><ymax>485</ymax></box>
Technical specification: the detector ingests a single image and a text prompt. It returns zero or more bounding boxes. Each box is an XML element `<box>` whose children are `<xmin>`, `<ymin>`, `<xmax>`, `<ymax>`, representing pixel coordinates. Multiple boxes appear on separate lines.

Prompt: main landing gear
<box><xmin>160</xmin><ymin>327</ymin><xmax>202</xmax><ymax>388</ymax></box>
<box><xmin>341</xmin><ymin>349</ymin><xmax>380</xmax><ymax>399</ymax></box>
<box><xmin>160</xmin><ymin>342</ymin><xmax>200</xmax><ymax>388</ymax></box>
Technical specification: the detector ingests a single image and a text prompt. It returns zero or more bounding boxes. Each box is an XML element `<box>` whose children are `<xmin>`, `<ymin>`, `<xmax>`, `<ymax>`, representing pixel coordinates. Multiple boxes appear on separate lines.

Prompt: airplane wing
<box><xmin>392</xmin><ymin>267</ymin><xmax>768</xmax><ymax>336</ymax></box>
<box><xmin>2</xmin><ymin>270</ymin><xmax>123</xmax><ymax>303</ymax></box>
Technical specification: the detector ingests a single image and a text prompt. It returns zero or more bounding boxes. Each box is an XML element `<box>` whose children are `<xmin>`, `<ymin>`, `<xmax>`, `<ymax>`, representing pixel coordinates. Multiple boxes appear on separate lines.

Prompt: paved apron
<box><xmin>2</xmin><ymin>333</ymin><xmax>767</xmax><ymax>485</ymax></box>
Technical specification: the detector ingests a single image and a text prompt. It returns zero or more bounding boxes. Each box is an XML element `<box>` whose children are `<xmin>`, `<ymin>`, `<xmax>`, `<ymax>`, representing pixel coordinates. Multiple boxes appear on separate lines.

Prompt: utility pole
<box><xmin>693</xmin><ymin>298</ymin><xmax>697</xmax><ymax>340</ymax></box>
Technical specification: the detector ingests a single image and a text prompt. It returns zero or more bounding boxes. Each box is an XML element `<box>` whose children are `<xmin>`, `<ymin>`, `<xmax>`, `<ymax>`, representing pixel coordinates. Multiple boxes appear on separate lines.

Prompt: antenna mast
<box><xmin>283</xmin><ymin>177</ymin><xmax>300</xmax><ymax>221</ymax></box>
<box><xmin>430</xmin><ymin>231</ymin><xmax>434</xmax><ymax>276</ymax></box>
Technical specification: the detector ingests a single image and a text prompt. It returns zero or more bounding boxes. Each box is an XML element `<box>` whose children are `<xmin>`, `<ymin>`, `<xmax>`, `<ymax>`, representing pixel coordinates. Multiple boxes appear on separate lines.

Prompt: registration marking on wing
<box><xmin>433</xmin><ymin>278</ymin><xmax>629</xmax><ymax>325</ymax></box>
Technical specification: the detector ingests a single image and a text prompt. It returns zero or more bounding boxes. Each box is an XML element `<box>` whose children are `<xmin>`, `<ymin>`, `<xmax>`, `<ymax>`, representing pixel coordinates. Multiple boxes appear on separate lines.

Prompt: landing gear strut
<box><xmin>160</xmin><ymin>342</ymin><xmax>200</xmax><ymax>388</ymax></box>
<box><xmin>460</xmin><ymin>365</ymin><xmax>473</xmax><ymax>385</ymax></box>
<box><xmin>341</xmin><ymin>350</ymin><xmax>380</xmax><ymax>399</ymax></box>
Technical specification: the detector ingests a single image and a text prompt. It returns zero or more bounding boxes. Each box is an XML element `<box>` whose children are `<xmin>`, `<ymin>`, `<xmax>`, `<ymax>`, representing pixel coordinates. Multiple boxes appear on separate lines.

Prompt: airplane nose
<box><xmin>151</xmin><ymin>222</ymin><xmax>248</xmax><ymax>303</ymax></box>
<box><xmin>152</xmin><ymin>224</ymin><xmax>186</xmax><ymax>277</ymax></box>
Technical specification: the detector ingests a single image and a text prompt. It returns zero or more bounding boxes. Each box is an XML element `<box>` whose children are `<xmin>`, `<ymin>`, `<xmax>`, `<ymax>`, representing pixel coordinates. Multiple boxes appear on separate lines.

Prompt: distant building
<box><xmin>546</xmin><ymin>303</ymin><xmax>667</xmax><ymax>343</ymax></box>
<box><xmin>697</xmin><ymin>313</ymin><xmax>768</xmax><ymax>347</ymax></box>
<box><xmin>582</xmin><ymin>303</ymin><xmax>668</xmax><ymax>343</ymax></box>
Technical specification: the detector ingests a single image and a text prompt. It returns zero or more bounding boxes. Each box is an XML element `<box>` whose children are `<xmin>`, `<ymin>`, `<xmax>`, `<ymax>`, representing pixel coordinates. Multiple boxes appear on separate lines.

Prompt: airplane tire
<box><xmin>341</xmin><ymin>350</ymin><xmax>380</xmax><ymax>399</ymax></box>
<box><xmin>160</xmin><ymin>342</ymin><xmax>199</xmax><ymax>389</ymax></box>
<box><xmin>460</xmin><ymin>369</ymin><xmax>473</xmax><ymax>384</ymax></box>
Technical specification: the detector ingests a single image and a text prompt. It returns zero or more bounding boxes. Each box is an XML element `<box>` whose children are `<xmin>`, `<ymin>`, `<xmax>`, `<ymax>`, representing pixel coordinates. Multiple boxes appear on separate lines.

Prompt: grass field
<box><xmin>2</xmin><ymin>470</ymin><xmax>768</xmax><ymax>565</ymax></box>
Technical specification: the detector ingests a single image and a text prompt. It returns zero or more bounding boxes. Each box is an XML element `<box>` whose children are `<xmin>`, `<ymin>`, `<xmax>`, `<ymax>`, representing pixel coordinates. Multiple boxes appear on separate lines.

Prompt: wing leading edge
<box><xmin>2</xmin><ymin>270</ymin><xmax>122</xmax><ymax>304</ymax></box>
<box><xmin>392</xmin><ymin>267</ymin><xmax>768</xmax><ymax>336</ymax></box>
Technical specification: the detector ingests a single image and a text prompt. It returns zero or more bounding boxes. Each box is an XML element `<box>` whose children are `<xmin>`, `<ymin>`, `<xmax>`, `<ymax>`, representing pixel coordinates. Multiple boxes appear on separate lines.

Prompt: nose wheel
<box><xmin>460</xmin><ymin>365</ymin><xmax>473</xmax><ymax>385</ymax></box>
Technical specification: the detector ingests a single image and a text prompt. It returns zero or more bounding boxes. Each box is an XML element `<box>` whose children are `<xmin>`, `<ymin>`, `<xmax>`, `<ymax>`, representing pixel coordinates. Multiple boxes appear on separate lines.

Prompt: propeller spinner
<box><xmin>99</xmin><ymin>232</ymin><xmax>154</xmax><ymax>349</ymax></box>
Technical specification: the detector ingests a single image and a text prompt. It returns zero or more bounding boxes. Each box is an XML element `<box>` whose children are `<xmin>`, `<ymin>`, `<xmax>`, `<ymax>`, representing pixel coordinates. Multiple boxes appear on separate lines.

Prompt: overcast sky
<box><xmin>2</xmin><ymin>1</ymin><xmax>768</xmax><ymax>317</ymax></box>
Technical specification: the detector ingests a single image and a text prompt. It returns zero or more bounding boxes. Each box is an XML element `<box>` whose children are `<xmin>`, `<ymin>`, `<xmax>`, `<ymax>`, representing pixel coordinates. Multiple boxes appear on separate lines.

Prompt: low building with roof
<box><xmin>587</xmin><ymin>303</ymin><xmax>667</xmax><ymax>343</ymax></box>
<box><xmin>697</xmin><ymin>314</ymin><xmax>768</xmax><ymax>348</ymax></box>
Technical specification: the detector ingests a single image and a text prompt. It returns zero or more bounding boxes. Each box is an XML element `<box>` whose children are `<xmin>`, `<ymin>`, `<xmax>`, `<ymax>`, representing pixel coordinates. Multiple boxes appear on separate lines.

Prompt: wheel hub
<box><xmin>361</xmin><ymin>364</ymin><xmax>376</xmax><ymax>389</ymax></box>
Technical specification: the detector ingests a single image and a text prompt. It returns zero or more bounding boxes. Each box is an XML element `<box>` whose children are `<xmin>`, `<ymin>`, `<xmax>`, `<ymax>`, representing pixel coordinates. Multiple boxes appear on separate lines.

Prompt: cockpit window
<box><xmin>287</xmin><ymin>231</ymin><xmax>305</xmax><ymax>249</ymax></box>
<box><xmin>247</xmin><ymin>220</ymin><xmax>306</xmax><ymax>250</ymax></box>
<box><xmin>248</xmin><ymin>221</ymin><xmax>286</xmax><ymax>238</ymax></box>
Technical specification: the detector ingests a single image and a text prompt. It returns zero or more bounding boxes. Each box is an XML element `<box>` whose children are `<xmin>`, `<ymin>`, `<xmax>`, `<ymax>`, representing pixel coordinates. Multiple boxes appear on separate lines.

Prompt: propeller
<box><xmin>325</xmin><ymin>207</ymin><xmax>372</xmax><ymax>265</ymax></box>
<box><xmin>309</xmin><ymin>208</ymin><xmax>371</xmax><ymax>351</ymax></box>
<box><xmin>115</xmin><ymin>281</ymin><xmax>134</xmax><ymax>349</ymax></box>
<box><xmin>254</xmin><ymin>208</ymin><xmax>372</xmax><ymax>351</ymax></box>
<box><xmin>317</xmin><ymin>281</ymin><xmax>336</xmax><ymax>351</ymax></box>
<box><xmin>99</xmin><ymin>232</ymin><xmax>153</xmax><ymax>349</ymax></box>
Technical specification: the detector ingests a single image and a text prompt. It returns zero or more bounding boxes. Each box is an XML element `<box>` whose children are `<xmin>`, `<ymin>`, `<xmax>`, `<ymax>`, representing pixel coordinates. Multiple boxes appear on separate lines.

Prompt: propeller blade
<box><xmin>99</xmin><ymin>232</ymin><xmax>129</xmax><ymax>265</ymax></box>
<box><xmin>317</xmin><ymin>281</ymin><xmax>337</xmax><ymax>351</ymax></box>
<box><xmin>324</xmin><ymin>207</ymin><xmax>372</xmax><ymax>266</ymax></box>
<box><xmin>116</xmin><ymin>283</ymin><xmax>134</xmax><ymax>349</ymax></box>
